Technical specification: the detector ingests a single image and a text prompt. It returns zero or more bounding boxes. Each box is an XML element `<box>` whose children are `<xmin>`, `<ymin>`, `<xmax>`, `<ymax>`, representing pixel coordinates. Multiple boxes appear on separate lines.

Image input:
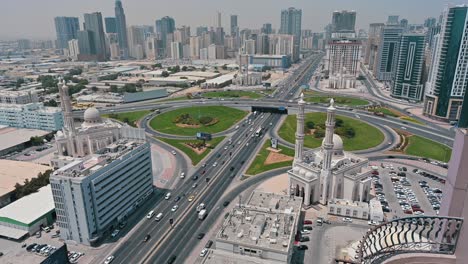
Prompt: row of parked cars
<box><xmin>413</xmin><ymin>169</ymin><xmax>446</xmax><ymax>184</ymax></box>
<box><xmin>294</xmin><ymin>219</ymin><xmax>314</xmax><ymax>250</ymax></box>
<box><xmin>25</xmin><ymin>243</ymin><xmax>57</xmax><ymax>257</ymax></box>
<box><xmin>392</xmin><ymin>173</ymin><xmax>425</xmax><ymax>215</ymax></box>
<box><xmin>371</xmin><ymin>171</ymin><xmax>391</xmax><ymax>213</ymax></box>
<box><xmin>419</xmin><ymin>180</ymin><xmax>442</xmax><ymax>213</ymax></box>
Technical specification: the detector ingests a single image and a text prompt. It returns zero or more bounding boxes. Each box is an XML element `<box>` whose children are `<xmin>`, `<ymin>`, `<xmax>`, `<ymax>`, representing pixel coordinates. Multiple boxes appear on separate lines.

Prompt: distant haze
<box><xmin>0</xmin><ymin>0</ymin><xmax>465</xmax><ymax>40</ymax></box>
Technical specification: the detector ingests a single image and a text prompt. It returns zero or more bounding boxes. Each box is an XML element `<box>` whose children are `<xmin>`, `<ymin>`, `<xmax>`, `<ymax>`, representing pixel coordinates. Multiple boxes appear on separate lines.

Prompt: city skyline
<box><xmin>1</xmin><ymin>0</ymin><xmax>464</xmax><ymax>40</ymax></box>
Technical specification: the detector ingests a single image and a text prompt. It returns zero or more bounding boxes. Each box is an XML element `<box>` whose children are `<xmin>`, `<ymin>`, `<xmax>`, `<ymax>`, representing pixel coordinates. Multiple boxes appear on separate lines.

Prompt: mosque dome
<box><xmin>322</xmin><ymin>134</ymin><xmax>344</xmax><ymax>155</ymax></box>
<box><xmin>305</xmin><ymin>172</ymin><xmax>313</xmax><ymax>179</ymax></box>
<box><xmin>299</xmin><ymin>169</ymin><xmax>306</xmax><ymax>177</ymax></box>
<box><xmin>83</xmin><ymin>107</ymin><xmax>102</xmax><ymax>124</ymax></box>
<box><xmin>293</xmin><ymin>166</ymin><xmax>300</xmax><ymax>174</ymax></box>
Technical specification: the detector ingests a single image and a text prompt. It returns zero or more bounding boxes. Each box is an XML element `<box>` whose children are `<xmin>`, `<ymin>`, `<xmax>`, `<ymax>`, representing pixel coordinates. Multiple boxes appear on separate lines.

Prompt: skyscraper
<box><xmin>54</xmin><ymin>17</ymin><xmax>80</xmax><ymax>50</ymax></box>
<box><xmin>155</xmin><ymin>16</ymin><xmax>176</xmax><ymax>57</ymax></box>
<box><xmin>84</xmin><ymin>12</ymin><xmax>107</xmax><ymax>61</ymax></box>
<box><xmin>104</xmin><ymin>17</ymin><xmax>117</xmax><ymax>33</ymax></box>
<box><xmin>387</xmin><ymin>15</ymin><xmax>400</xmax><ymax>25</ymax></box>
<box><xmin>375</xmin><ymin>25</ymin><xmax>403</xmax><ymax>81</ymax></box>
<box><xmin>230</xmin><ymin>15</ymin><xmax>238</xmax><ymax>36</ymax></box>
<box><xmin>331</xmin><ymin>10</ymin><xmax>356</xmax><ymax>33</ymax></box>
<box><xmin>391</xmin><ymin>34</ymin><xmax>425</xmax><ymax>101</ymax></box>
<box><xmin>127</xmin><ymin>26</ymin><xmax>146</xmax><ymax>59</ymax></box>
<box><xmin>262</xmin><ymin>23</ymin><xmax>273</xmax><ymax>34</ymax></box>
<box><xmin>115</xmin><ymin>0</ymin><xmax>129</xmax><ymax>59</ymax></box>
<box><xmin>424</xmin><ymin>5</ymin><xmax>468</xmax><ymax>122</ymax></box>
<box><xmin>280</xmin><ymin>7</ymin><xmax>302</xmax><ymax>61</ymax></box>
<box><xmin>365</xmin><ymin>23</ymin><xmax>385</xmax><ymax>71</ymax></box>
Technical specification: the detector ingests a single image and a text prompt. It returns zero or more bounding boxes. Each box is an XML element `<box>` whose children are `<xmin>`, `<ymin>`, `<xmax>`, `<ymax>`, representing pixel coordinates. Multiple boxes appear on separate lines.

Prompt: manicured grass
<box><xmin>203</xmin><ymin>90</ymin><xmax>263</xmax><ymax>99</ymax></box>
<box><xmin>150</xmin><ymin>106</ymin><xmax>247</xmax><ymax>136</ymax></box>
<box><xmin>103</xmin><ymin>110</ymin><xmax>150</xmax><ymax>127</ymax></box>
<box><xmin>245</xmin><ymin>141</ymin><xmax>295</xmax><ymax>175</ymax></box>
<box><xmin>400</xmin><ymin>116</ymin><xmax>425</xmax><ymax>125</ymax></box>
<box><xmin>157</xmin><ymin>136</ymin><xmax>225</xmax><ymax>165</ymax></box>
<box><xmin>304</xmin><ymin>95</ymin><xmax>369</xmax><ymax>106</ymax></box>
<box><xmin>370</xmin><ymin>107</ymin><xmax>401</xmax><ymax>117</ymax></box>
<box><xmin>405</xmin><ymin>135</ymin><xmax>452</xmax><ymax>162</ymax></box>
<box><xmin>278</xmin><ymin>112</ymin><xmax>384</xmax><ymax>151</ymax></box>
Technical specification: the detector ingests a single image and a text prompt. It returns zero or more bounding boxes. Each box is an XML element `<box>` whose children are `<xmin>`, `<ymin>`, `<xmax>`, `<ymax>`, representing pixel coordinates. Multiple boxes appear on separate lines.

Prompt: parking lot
<box><xmin>371</xmin><ymin>163</ymin><xmax>445</xmax><ymax>220</ymax></box>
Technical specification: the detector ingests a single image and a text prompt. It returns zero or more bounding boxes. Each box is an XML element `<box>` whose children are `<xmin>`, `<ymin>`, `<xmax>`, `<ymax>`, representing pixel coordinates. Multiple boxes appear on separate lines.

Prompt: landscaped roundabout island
<box><xmin>278</xmin><ymin>112</ymin><xmax>385</xmax><ymax>151</ymax></box>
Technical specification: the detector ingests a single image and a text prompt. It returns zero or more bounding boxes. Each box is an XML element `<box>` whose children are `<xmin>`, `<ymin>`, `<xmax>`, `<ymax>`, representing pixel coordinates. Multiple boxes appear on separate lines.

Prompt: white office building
<box><xmin>67</xmin><ymin>39</ymin><xmax>80</xmax><ymax>61</ymax></box>
<box><xmin>0</xmin><ymin>103</ymin><xmax>63</xmax><ymax>131</ymax></box>
<box><xmin>325</xmin><ymin>38</ymin><xmax>362</xmax><ymax>89</ymax></box>
<box><xmin>0</xmin><ymin>90</ymin><xmax>38</xmax><ymax>104</ymax></box>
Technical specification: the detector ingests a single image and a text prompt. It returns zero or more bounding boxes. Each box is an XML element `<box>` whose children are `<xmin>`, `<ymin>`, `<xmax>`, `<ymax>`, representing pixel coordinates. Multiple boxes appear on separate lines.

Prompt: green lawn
<box><xmin>150</xmin><ymin>106</ymin><xmax>247</xmax><ymax>136</ymax></box>
<box><xmin>304</xmin><ymin>95</ymin><xmax>369</xmax><ymax>106</ymax></box>
<box><xmin>103</xmin><ymin>110</ymin><xmax>150</xmax><ymax>127</ymax></box>
<box><xmin>278</xmin><ymin>112</ymin><xmax>384</xmax><ymax>151</ymax></box>
<box><xmin>245</xmin><ymin>141</ymin><xmax>295</xmax><ymax>175</ymax></box>
<box><xmin>157</xmin><ymin>136</ymin><xmax>225</xmax><ymax>165</ymax></box>
<box><xmin>203</xmin><ymin>90</ymin><xmax>263</xmax><ymax>99</ymax></box>
<box><xmin>370</xmin><ymin>107</ymin><xmax>401</xmax><ymax>117</ymax></box>
<box><xmin>405</xmin><ymin>135</ymin><xmax>452</xmax><ymax>162</ymax></box>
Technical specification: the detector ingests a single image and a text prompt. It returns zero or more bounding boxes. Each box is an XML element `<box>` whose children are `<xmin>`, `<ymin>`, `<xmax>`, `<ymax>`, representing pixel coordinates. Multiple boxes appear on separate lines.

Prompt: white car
<box><xmin>368</xmin><ymin>220</ymin><xmax>378</xmax><ymax>226</ymax></box>
<box><xmin>180</xmin><ymin>172</ymin><xmax>185</xmax><ymax>179</ymax></box>
<box><xmin>165</xmin><ymin>192</ymin><xmax>171</xmax><ymax>200</ymax></box>
<box><xmin>171</xmin><ymin>150</ymin><xmax>177</xmax><ymax>155</ymax></box>
<box><xmin>343</xmin><ymin>217</ymin><xmax>353</xmax><ymax>223</ymax></box>
<box><xmin>104</xmin><ymin>256</ymin><xmax>115</xmax><ymax>264</ymax></box>
<box><xmin>171</xmin><ymin>205</ymin><xmax>179</xmax><ymax>212</ymax></box>
<box><xmin>300</xmin><ymin>230</ymin><xmax>311</xmax><ymax>235</ymax></box>
<box><xmin>212</xmin><ymin>162</ymin><xmax>217</xmax><ymax>167</ymax></box>
<box><xmin>111</xmin><ymin>229</ymin><xmax>120</xmax><ymax>237</ymax></box>
<box><xmin>200</xmin><ymin>248</ymin><xmax>208</xmax><ymax>257</ymax></box>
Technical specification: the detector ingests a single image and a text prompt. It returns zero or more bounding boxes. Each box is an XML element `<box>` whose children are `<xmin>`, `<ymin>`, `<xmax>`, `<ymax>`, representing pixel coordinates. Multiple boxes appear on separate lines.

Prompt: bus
<box><xmin>255</xmin><ymin>127</ymin><xmax>262</xmax><ymax>137</ymax></box>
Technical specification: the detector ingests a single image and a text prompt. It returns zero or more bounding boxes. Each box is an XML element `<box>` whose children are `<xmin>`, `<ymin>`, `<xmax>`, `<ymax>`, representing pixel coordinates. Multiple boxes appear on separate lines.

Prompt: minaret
<box><xmin>59</xmin><ymin>79</ymin><xmax>76</xmax><ymax>134</ymax></box>
<box><xmin>294</xmin><ymin>93</ymin><xmax>305</xmax><ymax>164</ymax></box>
<box><xmin>320</xmin><ymin>99</ymin><xmax>336</xmax><ymax>204</ymax></box>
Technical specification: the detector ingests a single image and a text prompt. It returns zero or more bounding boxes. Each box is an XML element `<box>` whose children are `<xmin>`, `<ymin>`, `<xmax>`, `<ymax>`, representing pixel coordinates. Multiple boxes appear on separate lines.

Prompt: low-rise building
<box><xmin>201</xmin><ymin>74</ymin><xmax>235</xmax><ymax>88</ymax></box>
<box><xmin>0</xmin><ymin>90</ymin><xmax>38</xmax><ymax>104</ymax></box>
<box><xmin>369</xmin><ymin>199</ymin><xmax>384</xmax><ymax>222</ymax></box>
<box><xmin>0</xmin><ymin>126</ymin><xmax>51</xmax><ymax>156</ymax></box>
<box><xmin>0</xmin><ymin>103</ymin><xmax>63</xmax><ymax>131</ymax></box>
<box><xmin>215</xmin><ymin>191</ymin><xmax>302</xmax><ymax>263</ymax></box>
<box><xmin>0</xmin><ymin>185</ymin><xmax>55</xmax><ymax>240</ymax></box>
<box><xmin>328</xmin><ymin>199</ymin><xmax>369</xmax><ymax>220</ymax></box>
<box><xmin>249</xmin><ymin>55</ymin><xmax>291</xmax><ymax>69</ymax></box>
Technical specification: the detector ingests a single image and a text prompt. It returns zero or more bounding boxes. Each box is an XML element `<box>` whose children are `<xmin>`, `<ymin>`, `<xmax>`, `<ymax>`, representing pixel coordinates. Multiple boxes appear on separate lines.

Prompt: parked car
<box><xmin>223</xmin><ymin>201</ymin><xmax>230</xmax><ymax>207</ymax></box>
<box><xmin>298</xmin><ymin>245</ymin><xmax>309</xmax><ymax>250</ymax></box>
<box><xmin>111</xmin><ymin>229</ymin><xmax>120</xmax><ymax>237</ymax></box>
<box><xmin>197</xmin><ymin>233</ymin><xmax>205</xmax><ymax>239</ymax></box>
<box><xmin>343</xmin><ymin>217</ymin><xmax>353</xmax><ymax>223</ymax></box>
<box><xmin>303</xmin><ymin>220</ymin><xmax>313</xmax><ymax>225</ymax></box>
<box><xmin>205</xmin><ymin>240</ymin><xmax>213</xmax><ymax>248</ymax></box>
<box><xmin>299</xmin><ymin>236</ymin><xmax>310</xmax><ymax>242</ymax></box>
<box><xmin>200</xmin><ymin>248</ymin><xmax>208</xmax><ymax>257</ymax></box>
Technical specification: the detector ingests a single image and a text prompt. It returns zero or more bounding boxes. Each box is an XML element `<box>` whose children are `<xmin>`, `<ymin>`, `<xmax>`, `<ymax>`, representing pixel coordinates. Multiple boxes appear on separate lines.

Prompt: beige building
<box><xmin>288</xmin><ymin>95</ymin><xmax>372</xmax><ymax>205</ymax></box>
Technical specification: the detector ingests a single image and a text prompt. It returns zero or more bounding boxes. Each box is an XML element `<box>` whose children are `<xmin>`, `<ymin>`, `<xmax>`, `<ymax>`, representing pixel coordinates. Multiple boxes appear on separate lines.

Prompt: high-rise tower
<box><xmin>83</xmin><ymin>12</ymin><xmax>107</xmax><ymax>61</ymax></box>
<box><xmin>54</xmin><ymin>17</ymin><xmax>80</xmax><ymax>50</ymax></box>
<box><xmin>115</xmin><ymin>0</ymin><xmax>129</xmax><ymax>59</ymax></box>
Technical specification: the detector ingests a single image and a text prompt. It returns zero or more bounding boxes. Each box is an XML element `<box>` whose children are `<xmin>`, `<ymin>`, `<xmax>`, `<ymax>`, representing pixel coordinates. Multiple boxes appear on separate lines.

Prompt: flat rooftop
<box><xmin>0</xmin><ymin>185</ymin><xmax>54</xmax><ymax>225</ymax></box>
<box><xmin>330</xmin><ymin>198</ymin><xmax>369</xmax><ymax>209</ymax></box>
<box><xmin>53</xmin><ymin>139</ymin><xmax>145</xmax><ymax>179</ymax></box>
<box><xmin>216</xmin><ymin>191</ymin><xmax>301</xmax><ymax>253</ymax></box>
<box><xmin>171</xmin><ymin>71</ymin><xmax>221</xmax><ymax>78</ymax></box>
<box><xmin>0</xmin><ymin>159</ymin><xmax>52</xmax><ymax>197</ymax></box>
<box><xmin>0</xmin><ymin>126</ymin><xmax>50</xmax><ymax>151</ymax></box>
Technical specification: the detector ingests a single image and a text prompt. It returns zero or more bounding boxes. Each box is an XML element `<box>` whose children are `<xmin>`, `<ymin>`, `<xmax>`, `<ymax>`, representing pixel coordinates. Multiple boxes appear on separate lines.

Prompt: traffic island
<box><xmin>102</xmin><ymin>110</ymin><xmax>150</xmax><ymax>127</ymax></box>
<box><xmin>245</xmin><ymin>140</ymin><xmax>295</xmax><ymax>176</ymax></box>
<box><xmin>278</xmin><ymin>112</ymin><xmax>384</xmax><ymax>151</ymax></box>
<box><xmin>149</xmin><ymin>106</ymin><xmax>247</xmax><ymax>136</ymax></box>
<box><xmin>303</xmin><ymin>91</ymin><xmax>370</xmax><ymax>107</ymax></box>
<box><xmin>389</xmin><ymin>130</ymin><xmax>452</xmax><ymax>162</ymax></box>
<box><xmin>156</xmin><ymin>136</ymin><xmax>225</xmax><ymax>165</ymax></box>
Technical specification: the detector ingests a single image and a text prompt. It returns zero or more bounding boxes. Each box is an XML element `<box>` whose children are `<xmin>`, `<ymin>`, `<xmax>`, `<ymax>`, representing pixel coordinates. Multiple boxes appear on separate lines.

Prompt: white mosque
<box><xmin>54</xmin><ymin>80</ymin><xmax>144</xmax><ymax>159</ymax></box>
<box><xmin>288</xmin><ymin>94</ymin><xmax>372</xmax><ymax>205</ymax></box>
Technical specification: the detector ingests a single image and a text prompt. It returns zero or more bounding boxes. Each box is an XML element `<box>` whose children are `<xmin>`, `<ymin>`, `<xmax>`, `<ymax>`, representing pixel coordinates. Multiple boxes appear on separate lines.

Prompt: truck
<box><xmin>198</xmin><ymin>209</ymin><xmax>207</xmax><ymax>220</ymax></box>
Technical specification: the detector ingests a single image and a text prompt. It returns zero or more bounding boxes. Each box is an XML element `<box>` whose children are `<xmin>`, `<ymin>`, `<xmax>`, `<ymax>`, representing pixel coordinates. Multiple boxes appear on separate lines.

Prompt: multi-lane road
<box><xmin>87</xmin><ymin>52</ymin><xmax>454</xmax><ymax>264</ymax></box>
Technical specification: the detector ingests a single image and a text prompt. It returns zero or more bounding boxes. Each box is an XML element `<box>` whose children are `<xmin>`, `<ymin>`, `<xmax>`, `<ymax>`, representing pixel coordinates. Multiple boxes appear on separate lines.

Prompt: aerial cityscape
<box><xmin>1</xmin><ymin>1</ymin><xmax>468</xmax><ymax>264</ymax></box>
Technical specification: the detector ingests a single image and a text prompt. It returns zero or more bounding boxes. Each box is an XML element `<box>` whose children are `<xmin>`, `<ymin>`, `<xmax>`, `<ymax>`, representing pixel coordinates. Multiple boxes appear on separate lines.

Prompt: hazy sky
<box><xmin>1</xmin><ymin>0</ymin><xmax>466</xmax><ymax>40</ymax></box>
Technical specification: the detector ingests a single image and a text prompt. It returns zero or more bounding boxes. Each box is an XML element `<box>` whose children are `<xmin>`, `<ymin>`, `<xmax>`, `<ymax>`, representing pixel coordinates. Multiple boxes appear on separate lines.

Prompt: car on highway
<box><xmin>147</xmin><ymin>210</ymin><xmax>154</xmax><ymax>219</ymax></box>
<box><xmin>171</xmin><ymin>150</ymin><xmax>177</xmax><ymax>155</ymax></box>
<box><xmin>174</xmin><ymin>196</ymin><xmax>181</xmax><ymax>202</ymax></box>
<box><xmin>143</xmin><ymin>234</ymin><xmax>151</xmax><ymax>242</ymax></box>
<box><xmin>200</xmin><ymin>248</ymin><xmax>208</xmax><ymax>257</ymax></box>
<box><xmin>197</xmin><ymin>233</ymin><xmax>205</xmax><ymax>239</ymax></box>
<box><xmin>111</xmin><ymin>229</ymin><xmax>119</xmax><ymax>237</ymax></box>
<box><xmin>165</xmin><ymin>193</ymin><xmax>171</xmax><ymax>200</ymax></box>
<box><xmin>171</xmin><ymin>205</ymin><xmax>179</xmax><ymax>212</ymax></box>
<box><xmin>167</xmin><ymin>255</ymin><xmax>176</xmax><ymax>264</ymax></box>
<box><xmin>188</xmin><ymin>195</ymin><xmax>195</xmax><ymax>202</ymax></box>
<box><xmin>104</xmin><ymin>256</ymin><xmax>114</xmax><ymax>264</ymax></box>
<box><xmin>192</xmin><ymin>183</ymin><xmax>198</xmax><ymax>188</ymax></box>
<box><xmin>212</xmin><ymin>162</ymin><xmax>218</xmax><ymax>167</ymax></box>
<box><xmin>343</xmin><ymin>217</ymin><xmax>353</xmax><ymax>223</ymax></box>
<box><xmin>180</xmin><ymin>172</ymin><xmax>185</xmax><ymax>179</ymax></box>
<box><xmin>205</xmin><ymin>240</ymin><xmax>213</xmax><ymax>248</ymax></box>
<box><xmin>202</xmin><ymin>163</ymin><xmax>207</xmax><ymax>167</ymax></box>
<box><xmin>223</xmin><ymin>201</ymin><xmax>230</xmax><ymax>207</ymax></box>
<box><xmin>192</xmin><ymin>175</ymin><xmax>199</xmax><ymax>180</ymax></box>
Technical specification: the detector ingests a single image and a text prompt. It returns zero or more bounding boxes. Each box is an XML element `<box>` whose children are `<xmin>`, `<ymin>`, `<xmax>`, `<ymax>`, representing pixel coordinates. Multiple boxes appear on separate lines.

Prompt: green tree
<box><xmin>314</xmin><ymin>128</ymin><xmax>325</xmax><ymax>138</ymax></box>
<box><xmin>30</xmin><ymin>136</ymin><xmax>44</xmax><ymax>146</ymax></box>
<box><xmin>43</xmin><ymin>99</ymin><xmax>58</xmax><ymax>107</ymax></box>
<box><xmin>16</xmin><ymin>78</ymin><xmax>25</xmax><ymax>88</ymax></box>
<box><xmin>153</xmin><ymin>63</ymin><xmax>162</xmax><ymax>68</ymax></box>
<box><xmin>222</xmin><ymin>64</ymin><xmax>228</xmax><ymax>70</ymax></box>
<box><xmin>335</xmin><ymin>118</ymin><xmax>344</xmax><ymax>127</ymax></box>
<box><xmin>110</xmin><ymin>85</ymin><xmax>119</xmax><ymax>93</ymax></box>
<box><xmin>69</xmin><ymin>68</ymin><xmax>83</xmax><ymax>76</ymax></box>
<box><xmin>161</xmin><ymin>71</ymin><xmax>170</xmax><ymax>77</ymax></box>
<box><xmin>201</xmin><ymin>66</ymin><xmax>206</xmax><ymax>72</ymax></box>
<box><xmin>306</xmin><ymin>121</ymin><xmax>315</xmax><ymax>129</ymax></box>
<box><xmin>91</xmin><ymin>86</ymin><xmax>98</xmax><ymax>92</ymax></box>
<box><xmin>181</xmin><ymin>66</ymin><xmax>188</xmax><ymax>71</ymax></box>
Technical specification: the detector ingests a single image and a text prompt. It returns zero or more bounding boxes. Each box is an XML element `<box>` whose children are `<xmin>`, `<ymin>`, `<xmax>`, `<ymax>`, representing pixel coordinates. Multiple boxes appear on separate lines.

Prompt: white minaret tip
<box><xmin>298</xmin><ymin>93</ymin><xmax>305</xmax><ymax>104</ymax></box>
<box><xmin>329</xmin><ymin>98</ymin><xmax>335</xmax><ymax>109</ymax></box>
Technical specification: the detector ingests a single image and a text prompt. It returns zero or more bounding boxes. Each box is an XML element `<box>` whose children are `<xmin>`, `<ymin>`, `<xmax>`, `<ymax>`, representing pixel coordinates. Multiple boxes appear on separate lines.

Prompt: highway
<box><xmin>104</xmin><ymin>53</ymin><xmax>325</xmax><ymax>264</ymax></box>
